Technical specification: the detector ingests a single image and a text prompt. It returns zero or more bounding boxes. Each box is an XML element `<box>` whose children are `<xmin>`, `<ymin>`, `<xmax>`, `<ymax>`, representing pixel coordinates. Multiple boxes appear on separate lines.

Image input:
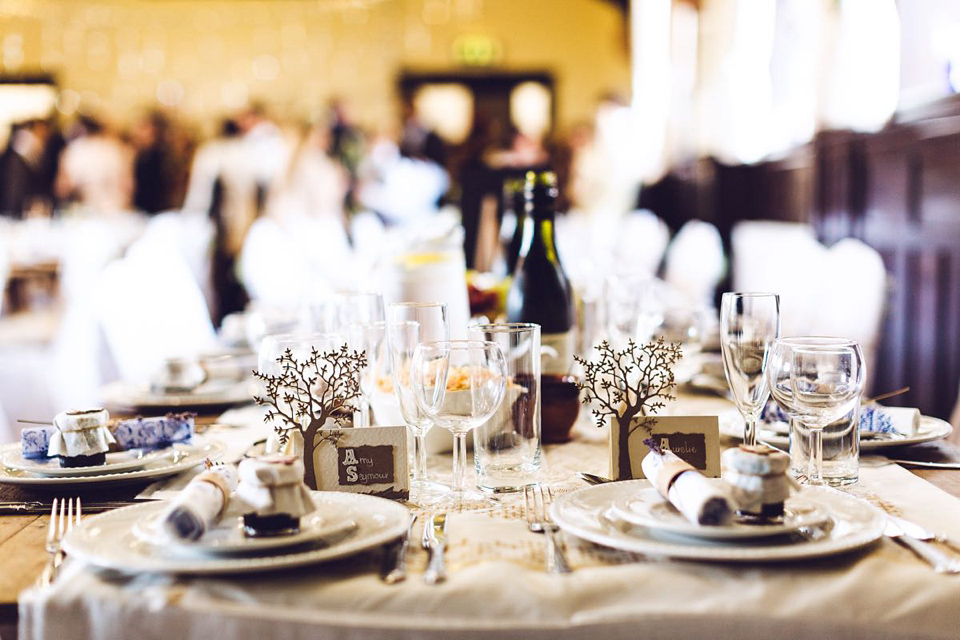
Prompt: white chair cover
<box><xmin>138</xmin><ymin>211</ymin><xmax>215</xmax><ymax>316</ymax></box>
<box><xmin>809</xmin><ymin>238</ymin><xmax>887</xmax><ymax>391</ymax></box>
<box><xmin>664</xmin><ymin>219</ymin><xmax>726</xmax><ymax>308</ymax></box>
<box><xmin>732</xmin><ymin>221</ymin><xmax>826</xmax><ymax>338</ymax></box>
<box><xmin>96</xmin><ymin>238</ymin><xmax>216</xmax><ymax>384</ymax></box>
<box><xmin>238</xmin><ymin>215</ymin><xmax>349</xmax><ymax>308</ymax></box>
<box><xmin>732</xmin><ymin>222</ymin><xmax>887</xmax><ymax>392</ymax></box>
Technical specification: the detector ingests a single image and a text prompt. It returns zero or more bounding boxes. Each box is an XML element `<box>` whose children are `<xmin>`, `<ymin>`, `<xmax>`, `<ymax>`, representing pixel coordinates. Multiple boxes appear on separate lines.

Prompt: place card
<box><xmin>610</xmin><ymin>415</ymin><xmax>721</xmax><ymax>480</ymax></box>
<box><xmin>309</xmin><ymin>426</ymin><xmax>409</xmax><ymax>500</ymax></box>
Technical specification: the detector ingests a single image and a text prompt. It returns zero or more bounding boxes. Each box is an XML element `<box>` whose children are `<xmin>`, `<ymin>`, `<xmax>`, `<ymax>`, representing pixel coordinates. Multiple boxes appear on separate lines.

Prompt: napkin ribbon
<box><xmin>655</xmin><ymin>456</ymin><xmax>696</xmax><ymax>496</ymax></box>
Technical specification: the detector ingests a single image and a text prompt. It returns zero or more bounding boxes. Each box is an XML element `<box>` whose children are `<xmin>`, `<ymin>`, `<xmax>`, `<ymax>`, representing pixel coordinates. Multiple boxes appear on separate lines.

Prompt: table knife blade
<box><xmin>422</xmin><ymin>512</ymin><xmax>447</xmax><ymax>585</ymax></box>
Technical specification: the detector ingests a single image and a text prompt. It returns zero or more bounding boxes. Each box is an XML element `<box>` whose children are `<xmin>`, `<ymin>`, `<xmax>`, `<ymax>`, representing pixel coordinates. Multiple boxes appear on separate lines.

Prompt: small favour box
<box><xmin>112</xmin><ymin>413</ymin><xmax>195</xmax><ymax>451</ymax></box>
<box><xmin>47</xmin><ymin>409</ymin><xmax>116</xmax><ymax>467</ymax></box>
<box><xmin>722</xmin><ymin>444</ymin><xmax>795</xmax><ymax>518</ymax></box>
<box><xmin>235</xmin><ymin>456</ymin><xmax>316</xmax><ymax>538</ymax></box>
<box><xmin>21</xmin><ymin>426</ymin><xmax>55</xmax><ymax>459</ymax></box>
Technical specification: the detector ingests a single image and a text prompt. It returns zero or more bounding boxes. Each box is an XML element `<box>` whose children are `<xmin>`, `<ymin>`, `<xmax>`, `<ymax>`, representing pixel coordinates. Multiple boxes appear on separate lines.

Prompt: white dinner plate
<box><xmin>100</xmin><ymin>379</ymin><xmax>254</xmax><ymax>410</ymax></box>
<box><xmin>0</xmin><ymin>437</ymin><xmax>225</xmax><ymax>487</ymax></box>
<box><xmin>719</xmin><ymin>410</ymin><xmax>953</xmax><ymax>451</ymax></box>
<box><xmin>609</xmin><ymin>484</ymin><xmax>831</xmax><ymax>540</ymax></box>
<box><xmin>551</xmin><ymin>480</ymin><xmax>885</xmax><ymax>563</ymax></box>
<box><xmin>63</xmin><ymin>492</ymin><xmax>411</xmax><ymax>574</ymax></box>
<box><xmin>132</xmin><ymin>508</ymin><xmax>358</xmax><ymax>556</ymax></box>
<box><xmin>2</xmin><ymin>448</ymin><xmax>168</xmax><ymax>477</ymax></box>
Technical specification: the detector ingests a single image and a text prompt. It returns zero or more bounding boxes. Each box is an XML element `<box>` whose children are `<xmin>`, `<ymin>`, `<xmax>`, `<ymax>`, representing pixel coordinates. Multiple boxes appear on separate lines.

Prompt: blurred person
<box><xmin>182</xmin><ymin>118</ymin><xmax>250</xmax><ymax>324</ymax></box>
<box><xmin>327</xmin><ymin>98</ymin><xmax>364</xmax><ymax>212</ymax></box>
<box><xmin>355</xmin><ymin>129</ymin><xmax>448</xmax><ymax>227</ymax></box>
<box><xmin>131</xmin><ymin>111</ymin><xmax>179</xmax><ymax>214</ymax></box>
<box><xmin>55</xmin><ymin>115</ymin><xmax>134</xmax><ymax>213</ymax></box>
<box><xmin>567</xmin><ymin>92</ymin><xmax>644</xmax><ymax>224</ymax></box>
<box><xmin>267</xmin><ymin>120</ymin><xmax>348</xmax><ymax>226</ymax></box>
<box><xmin>0</xmin><ymin>119</ymin><xmax>52</xmax><ymax>217</ymax></box>
<box><xmin>399</xmin><ymin>100</ymin><xmax>447</xmax><ymax>169</ymax></box>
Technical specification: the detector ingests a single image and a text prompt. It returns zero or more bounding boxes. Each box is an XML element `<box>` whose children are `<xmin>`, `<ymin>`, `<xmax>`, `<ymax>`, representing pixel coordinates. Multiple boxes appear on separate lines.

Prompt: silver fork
<box><xmin>39</xmin><ymin>497</ymin><xmax>81</xmax><ymax>587</ymax></box>
<box><xmin>523</xmin><ymin>485</ymin><xmax>571</xmax><ymax>574</ymax></box>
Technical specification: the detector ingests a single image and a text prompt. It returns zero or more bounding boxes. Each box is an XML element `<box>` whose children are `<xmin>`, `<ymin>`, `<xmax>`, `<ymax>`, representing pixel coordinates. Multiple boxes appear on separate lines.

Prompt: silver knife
<box><xmin>421</xmin><ymin>512</ymin><xmax>447</xmax><ymax>584</ymax></box>
<box><xmin>382</xmin><ymin>513</ymin><xmax>418</xmax><ymax>584</ymax></box>
<box><xmin>887</xmin><ymin>514</ymin><xmax>960</xmax><ymax>556</ymax></box>
<box><xmin>884</xmin><ymin>517</ymin><xmax>960</xmax><ymax>573</ymax></box>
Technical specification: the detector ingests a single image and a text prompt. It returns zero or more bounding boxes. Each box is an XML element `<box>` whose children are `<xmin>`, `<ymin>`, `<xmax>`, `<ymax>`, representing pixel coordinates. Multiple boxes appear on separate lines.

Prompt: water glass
<box><xmin>789</xmin><ymin>404</ymin><xmax>860</xmax><ymax>486</ymax></box>
<box><xmin>468</xmin><ymin>323</ymin><xmax>542</xmax><ymax>492</ymax></box>
<box><xmin>719</xmin><ymin>292</ymin><xmax>780</xmax><ymax>446</ymax></box>
<box><xmin>767</xmin><ymin>337</ymin><xmax>864</xmax><ymax>485</ymax></box>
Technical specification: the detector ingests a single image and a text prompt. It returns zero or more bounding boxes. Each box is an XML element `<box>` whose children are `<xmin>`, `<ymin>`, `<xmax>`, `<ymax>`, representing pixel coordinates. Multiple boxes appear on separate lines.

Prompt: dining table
<box><xmin>5</xmin><ymin>394</ymin><xmax>960</xmax><ymax>640</ymax></box>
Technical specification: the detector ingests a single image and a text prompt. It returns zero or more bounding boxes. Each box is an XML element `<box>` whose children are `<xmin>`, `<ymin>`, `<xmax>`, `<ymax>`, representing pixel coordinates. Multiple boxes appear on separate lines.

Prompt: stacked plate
<box><xmin>62</xmin><ymin>492</ymin><xmax>411</xmax><ymax>574</ymax></box>
<box><xmin>550</xmin><ymin>480</ymin><xmax>886</xmax><ymax>562</ymax></box>
<box><xmin>100</xmin><ymin>379</ymin><xmax>254</xmax><ymax>412</ymax></box>
<box><xmin>0</xmin><ymin>436</ymin><xmax>225</xmax><ymax>487</ymax></box>
<box><xmin>719</xmin><ymin>411</ymin><xmax>953</xmax><ymax>451</ymax></box>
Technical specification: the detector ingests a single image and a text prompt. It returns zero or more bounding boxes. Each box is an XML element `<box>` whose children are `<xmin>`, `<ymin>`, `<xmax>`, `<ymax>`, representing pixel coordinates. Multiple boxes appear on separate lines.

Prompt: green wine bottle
<box><xmin>506</xmin><ymin>170</ymin><xmax>575</xmax><ymax>374</ymax></box>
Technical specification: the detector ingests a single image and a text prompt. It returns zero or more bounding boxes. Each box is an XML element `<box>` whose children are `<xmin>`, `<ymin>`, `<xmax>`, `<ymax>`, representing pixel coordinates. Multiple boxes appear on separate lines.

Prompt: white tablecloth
<box><xmin>18</xmin><ymin>399</ymin><xmax>960</xmax><ymax>640</ymax></box>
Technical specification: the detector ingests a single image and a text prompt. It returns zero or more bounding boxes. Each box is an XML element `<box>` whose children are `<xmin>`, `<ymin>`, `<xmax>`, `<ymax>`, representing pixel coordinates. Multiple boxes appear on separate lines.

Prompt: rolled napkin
<box><xmin>235</xmin><ymin>455</ymin><xmax>316</xmax><ymax>537</ymax></box>
<box><xmin>759</xmin><ymin>400</ymin><xmax>921</xmax><ymax>438</ymax></box>
<box><xmin>159</xmin><ymin>464</ymin><xmax>238</xmax><ymax>541</ymax></box>
<box><xmin>47</xmin><ymin>409</ymin><xmax>115</xmax><ymax>466</ymax></box>
<box><xmin>113</xmin><ymin>413</ymin><xmax>195</xmax><ymax>451</ymax></box>
<box><xmin>860</xmin><ymin>405</ymin><xmax>920</xmax><ymax>437</ymax></box>
<box><xmin>640</xmin><ymin>448</ymin><xmax>734</xmax><ymax>526</ymax></box>
<box><xmin>722</xmin><ymin>445</ymin><xmax>795</xmax><ymax>517</ymax></box>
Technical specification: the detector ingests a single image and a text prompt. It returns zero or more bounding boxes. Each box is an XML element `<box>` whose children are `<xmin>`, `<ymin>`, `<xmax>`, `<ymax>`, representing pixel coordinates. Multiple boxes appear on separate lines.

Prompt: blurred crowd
<box><xmin>0</xmin><ymin>94</ymin><xmax>646</xmax><ymax>324</ymax></box>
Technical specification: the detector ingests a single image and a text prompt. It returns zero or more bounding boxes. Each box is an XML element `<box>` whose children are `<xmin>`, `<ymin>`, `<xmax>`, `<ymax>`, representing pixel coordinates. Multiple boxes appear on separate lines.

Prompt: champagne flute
<box><xmin>386</xmin><ymin>302</ymin><xmax>450</xmax><ymax>505</ymax></box>
<box><xmin>767</xmin><ymin>337</ymin><xmax>864</xmax><ymax>485</ymax></box>
<box><xmin>719</xmin><ymin>292</ymin><xmax>780</xmax><ymax>446</ymax></box>
<box><xmin>347</xmin><ymin>321</ymin><xmax>386</xmax><ymax>427</ymax></box>
<box><xmin>411</xmin><ymin>340</ymin><xmax>507</xmax><ymax>509</ymax></box>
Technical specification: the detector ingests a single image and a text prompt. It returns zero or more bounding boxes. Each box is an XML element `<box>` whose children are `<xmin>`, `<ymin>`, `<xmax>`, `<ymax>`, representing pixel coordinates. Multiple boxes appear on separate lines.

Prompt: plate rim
<box><xmin>0</xmin><ymin>437</ymin><xmax>225</xmax><ymax>486</ymax></box>
<box><xmin>550</xmin><ymin>480</ymin><xmax>885</xmax><ymax>563</ymax></box>
<box><xmin>63</xmin><ymin>492</ymin><xmax>411</xmax><ymax>574</ymax></box>
<box><xmin>2</xmin><ymin>448</ymin><xmax>166</xmax><ymax>477</ymax></box>
<box><xmin>609</xmin><ymin>488</ymin><xmax>829</xmax><ymax>540</ymax></box>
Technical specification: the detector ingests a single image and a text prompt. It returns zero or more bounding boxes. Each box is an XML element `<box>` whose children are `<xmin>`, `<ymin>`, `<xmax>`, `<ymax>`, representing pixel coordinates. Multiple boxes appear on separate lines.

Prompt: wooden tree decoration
<box><xmin>575</xmin><ymin>338</ymin><xmax>682</xmax><ymax>479</ymax></box>
<box><xmin>253</xmin><ymin>345</ymin><xmax>366</xmax><ymax>489</ymax></box>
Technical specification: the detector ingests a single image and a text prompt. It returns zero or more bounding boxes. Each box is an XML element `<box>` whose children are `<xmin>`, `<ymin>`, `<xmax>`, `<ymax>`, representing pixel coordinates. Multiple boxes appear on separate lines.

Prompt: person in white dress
<box><xmin>55</xmin><ymin>116</ymin><xmax>134</xmax><ymax>214</ymax></box>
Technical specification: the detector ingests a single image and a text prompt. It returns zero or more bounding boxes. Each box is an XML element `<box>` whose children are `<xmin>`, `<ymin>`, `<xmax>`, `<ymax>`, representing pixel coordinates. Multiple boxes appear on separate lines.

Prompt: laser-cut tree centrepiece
<box><xmin>575</xmin><ymin>338</ymin><xmax>683</xmax><ymax>479</ymax></box>
<box><xmin>253</xmin><ymin>345</ymin><xmax>366</xmax><ymax>489</ymax></box>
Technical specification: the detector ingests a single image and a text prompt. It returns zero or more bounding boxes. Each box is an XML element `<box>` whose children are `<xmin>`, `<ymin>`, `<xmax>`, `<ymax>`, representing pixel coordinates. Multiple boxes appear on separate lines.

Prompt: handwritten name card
<box><xmin>610</xmin><ymin>415</ymin><xmax>721</xmax><ymax>480</ymax></box>
<box><xmin>310</xmin><ymin>426</ymin><xmax>409</xmax><ymax>500</ymax></box>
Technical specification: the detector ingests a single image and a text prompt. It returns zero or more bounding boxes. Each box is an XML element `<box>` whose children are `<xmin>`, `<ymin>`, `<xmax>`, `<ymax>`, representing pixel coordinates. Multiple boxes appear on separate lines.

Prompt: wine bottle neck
<box><xmin>519</xmin><ymin>210</ymin><xmax>560</xmax><ymax>262</ymax></box>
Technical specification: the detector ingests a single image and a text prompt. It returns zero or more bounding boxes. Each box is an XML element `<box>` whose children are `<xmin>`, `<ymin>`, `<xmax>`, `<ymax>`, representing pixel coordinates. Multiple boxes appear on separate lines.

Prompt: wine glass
<box><xmin>411</xmin><ymin>340</ymin><xmax>507</xmax><ymax>509</ymax></box>
<box><xmin>386</xmin><ymin>302</ymin><xmax>450</xmax><ymax>505</ymax></box>
<box><xmin>719</xmin><ymin>292</ymin><xmax>780</xmax><ymax>446</ymax></box>
<box><xmin>347</xmin><ymin>320</ymin><xmax>386</xmax><ymax>427</ymax></box>
<box><xmin>337</xmin><ymin>291</ymin><xmax>385</xmax><ymax>328</ymax></box>
<box><xmin>767</xmin><ymin>337</ymin><xmax>864</xmax><ymax>485</ymax></box>
<box><xmin>604</xmin><ymin>274</ymin><xmax>666</xmax><ymax>350</ymax></box>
